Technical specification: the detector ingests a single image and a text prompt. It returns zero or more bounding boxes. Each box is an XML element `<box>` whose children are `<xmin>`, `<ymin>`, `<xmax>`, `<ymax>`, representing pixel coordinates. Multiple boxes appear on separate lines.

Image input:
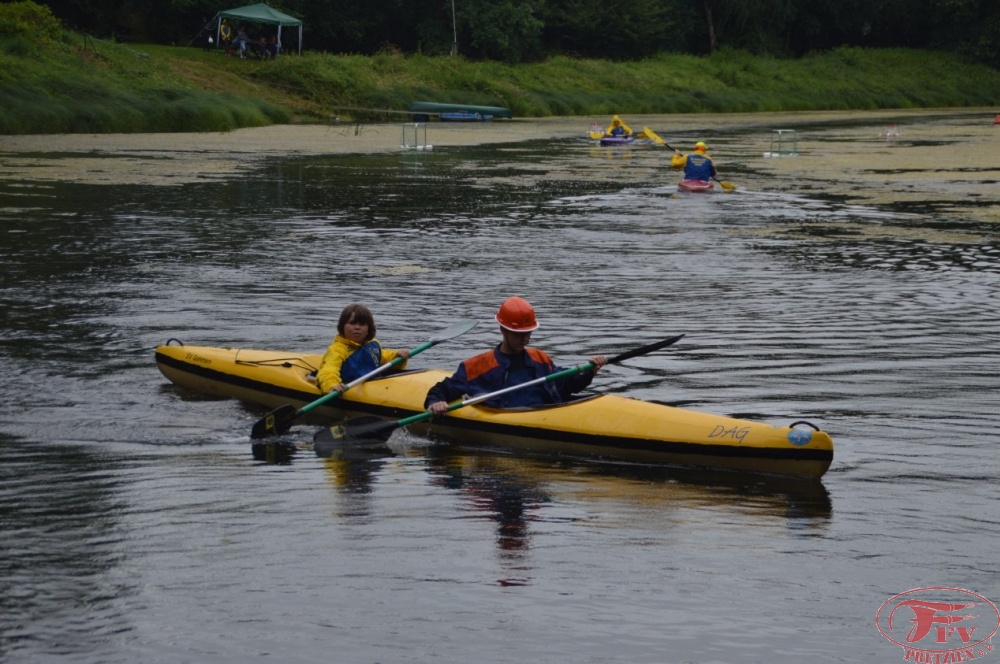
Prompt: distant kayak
<box><xmin>678</xmin><ymin>179</ymin><xmax>714</xmax><ymax>193</ymax></box>
<box><xmin>599</xmin><ymin>135</ymin><xmax>635</xmax><ymax>146</ymax></box>
<box><xmin>590</xmin><ymin>114</ymin><xmax>636</xmax><ymax>144</ymax></box>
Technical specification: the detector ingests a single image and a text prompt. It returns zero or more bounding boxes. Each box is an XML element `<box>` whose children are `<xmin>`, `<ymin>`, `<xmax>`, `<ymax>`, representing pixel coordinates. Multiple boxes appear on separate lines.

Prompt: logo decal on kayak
<box><xmin>708</xmin><ymin>425</ymin><xmax>749</xmax><ymax>443</ymax></box>
<box><xmin>787</xmin><ymin>428</ymin><xmax>813</xmax><ymax>446</ymax></box>
<box><xmin>876</xmin><ymin>587</ymin><xmax>999</xmax><ymax>662</ymax></box>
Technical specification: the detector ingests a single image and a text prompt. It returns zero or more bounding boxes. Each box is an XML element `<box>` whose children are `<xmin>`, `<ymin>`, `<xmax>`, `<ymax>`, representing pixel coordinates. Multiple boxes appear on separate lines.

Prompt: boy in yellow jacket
<box><xmin>317</xmin><ymin>304</ymin><xmax>409</xmax><ymax>393</ymax></box>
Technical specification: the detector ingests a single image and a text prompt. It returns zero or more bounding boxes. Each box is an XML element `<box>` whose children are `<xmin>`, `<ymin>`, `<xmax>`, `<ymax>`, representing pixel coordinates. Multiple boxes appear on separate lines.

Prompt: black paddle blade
<box><xmin>250</xmin><ymin>404</ymin><xmax>298</xmax><ymax>439</ymax></box>
<box><xmin>312</xmin><ymin>415</ymin><xmax>398</xmax><ymax>447</ymax></box>
<box><xmin>608</xmin><ymin>334</ymin><xmax>685</xmax><ymax>365</ymax></box>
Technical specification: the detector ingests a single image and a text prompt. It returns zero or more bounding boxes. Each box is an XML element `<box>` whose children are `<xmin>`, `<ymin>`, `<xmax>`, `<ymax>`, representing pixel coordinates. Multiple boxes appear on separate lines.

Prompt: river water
<box><xmin>2</xmin><ymin>111</ymin><xmax>999</xmax><ymax>663</ymax></box>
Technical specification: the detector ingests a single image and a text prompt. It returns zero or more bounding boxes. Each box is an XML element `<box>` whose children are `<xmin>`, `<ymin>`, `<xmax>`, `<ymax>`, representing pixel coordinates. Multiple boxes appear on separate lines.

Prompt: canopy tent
<box><xmin>215</xmin><ymin>3</ymin><xmax>303</xmax><ymax>55</ymax></box>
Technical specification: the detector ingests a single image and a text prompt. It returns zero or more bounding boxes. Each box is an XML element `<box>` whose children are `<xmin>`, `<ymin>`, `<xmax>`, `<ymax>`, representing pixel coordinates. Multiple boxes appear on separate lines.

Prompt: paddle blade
<box><xmin>719</xmin><ymin>180</ymin><xmax>736</xmax><ymax>191</ymax></box>
<box><xmin>643</xmin><ymin>126</ymin><xmax>666</xmax><ymax>145</ymax></box>
<box><xmin>430</xmin><ymin>319</ymin><xmax>477</xmax><ymax>344</ymax></box>
<box><xmin>608</xmin><ymin>334</ymin><xmax>684</xmax><ymax>365</ymax></box>
<box><xmin>313</xmin><ymin>415</ymin><xmax>398</xmax><ymax>447</ymax></box>
<box><xmin>250</xmin><ymin>404</ymin><xmax>298</xmax><ymax>439</ymax></box>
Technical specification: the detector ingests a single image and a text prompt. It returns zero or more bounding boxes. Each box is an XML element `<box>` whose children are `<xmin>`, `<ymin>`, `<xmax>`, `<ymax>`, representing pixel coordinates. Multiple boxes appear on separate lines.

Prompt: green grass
<box><xmin>0</xmin><ymin>32</ymin><xmax>290</xmax><ymax>133</ymax></box>
<box><xmin>3</xmin><ymin>26</ymin><xmax>1000</xmax><ymax>134</ymax></box>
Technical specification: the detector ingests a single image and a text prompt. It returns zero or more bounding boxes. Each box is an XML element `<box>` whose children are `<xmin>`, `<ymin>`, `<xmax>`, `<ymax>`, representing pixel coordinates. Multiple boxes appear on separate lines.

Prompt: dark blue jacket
<box><xmin>425</xmin><ymin>345</ymin><xmax>595</xmax><ymax>409</ymax></box>
<box><xmin>672</xmin><ymin>151</ymin><xmax>717</xmax><ymax>181</ymax></box>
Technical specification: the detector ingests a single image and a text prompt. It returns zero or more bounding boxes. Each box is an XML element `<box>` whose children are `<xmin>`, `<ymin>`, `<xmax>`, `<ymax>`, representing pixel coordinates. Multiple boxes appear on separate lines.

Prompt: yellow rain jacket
<box><xmin>316</xmin><ymin>335</ymin><xmax>407</xmax><ymax>392</ymax></box>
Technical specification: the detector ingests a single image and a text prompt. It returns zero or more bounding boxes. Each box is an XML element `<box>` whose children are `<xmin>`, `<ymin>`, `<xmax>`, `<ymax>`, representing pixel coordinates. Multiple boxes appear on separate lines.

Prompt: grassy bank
<box><xmin>3</xmin><ymin>25</ymin><xmax>1000</xmax><ymax>134</ymax></box>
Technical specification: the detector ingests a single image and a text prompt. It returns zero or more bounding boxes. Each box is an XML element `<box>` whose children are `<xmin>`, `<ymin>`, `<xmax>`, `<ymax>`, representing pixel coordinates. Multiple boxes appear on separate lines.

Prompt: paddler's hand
<box><xmin>590</xmin><ymin>355</ymin><xmax>607</xmax><ymax>372</ymax></box>
<box><xmin>428</xmin><ymin>401</ymin><xmax>449</xmax><ymax>416</ymax></box>
<box><xmin>674</xmin><ymin>149</ymin><xmax>681</xmax><ymax>156</ymax></box>
<box><xmin>398</xmin><ymin>349</ymin><xmax>410</xmax><ymax>360</ymax></box>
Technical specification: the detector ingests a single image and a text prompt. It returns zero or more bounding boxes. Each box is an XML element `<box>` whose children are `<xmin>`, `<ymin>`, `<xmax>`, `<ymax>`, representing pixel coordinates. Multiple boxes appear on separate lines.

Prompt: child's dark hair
<box><xmin>337</xmin><ymin>303</ymin><xmax>376</xmax><ymax>341</ymax></box>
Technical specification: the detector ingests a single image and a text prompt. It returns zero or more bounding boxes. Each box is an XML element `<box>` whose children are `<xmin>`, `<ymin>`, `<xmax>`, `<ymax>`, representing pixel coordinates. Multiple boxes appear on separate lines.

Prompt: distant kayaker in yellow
<box><xmin>607</xmin><ymin>115</ymin><xmax>635</xmax><ymax>137</ymax></box>
<box><xmin>424</xmin><ymin>296</ymin><xmax>606</xmax><ymax>413</ymax></box>
<box><xmin>671</xmin><ymin>141</ymin><xmax>717</xmax><ymax>182</ymax></box>
<box><xmin>316</xmin><ymin>303</ymin><xmax>409</xmax><ymax>393</ymax></box>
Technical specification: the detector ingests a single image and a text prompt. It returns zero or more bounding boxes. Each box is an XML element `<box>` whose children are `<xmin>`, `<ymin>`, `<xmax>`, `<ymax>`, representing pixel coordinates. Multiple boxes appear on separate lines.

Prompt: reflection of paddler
<box><xmin>423</xmin><ymin>449</ymin><xmax>549</xmax><ymax>554</ymax></box>
<box><xmin>320</xmin><ymin>452</ymin><xmax>394</xmax><ymax>525</ymax></box>
<box><xmin>322</xmin><ymin>455</ymin><xmax>379</xmax><ymax>492</ymax></box>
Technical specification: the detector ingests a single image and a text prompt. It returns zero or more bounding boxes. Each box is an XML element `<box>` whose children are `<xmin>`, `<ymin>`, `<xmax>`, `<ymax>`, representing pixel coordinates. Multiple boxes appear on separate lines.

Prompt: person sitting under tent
<box><xmin>236</xmin><ymin>26</ymin><xmax>248</xmax><ymax>58</ymax></box>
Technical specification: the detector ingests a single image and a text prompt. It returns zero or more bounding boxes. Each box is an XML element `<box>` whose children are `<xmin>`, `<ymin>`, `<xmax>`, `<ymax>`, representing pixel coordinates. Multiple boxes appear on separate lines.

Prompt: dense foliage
<box><xmin>30</xmin><ymin>0</ymin><xmax>1000</xmax><ymax>67</ymax></box>
<box><xmin>4</xmin><ymin>1</ymin><xmax>1000</xmax><ymax>135</ymax></box>
<box><xmin>0</xmin><ymin>2</ymin><xmax>290</xmax><ymax>133</ymax></box>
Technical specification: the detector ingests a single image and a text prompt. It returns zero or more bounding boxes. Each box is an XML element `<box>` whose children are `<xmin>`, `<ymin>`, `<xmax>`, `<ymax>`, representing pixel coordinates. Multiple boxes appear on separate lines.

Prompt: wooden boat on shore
<box><xmin>409</xmin><ymin>101</ymin><xmax>512</xmax><ymax>121</ymax></box>
<box><xmin>440</xmin><ymin>111</ymin><xmax>493</xmax><ymax>122</ymax></box>
<box><xmin>154</xmin><ymin>342</ymin><xmax>834</xmax><ymax>479</ymax></box>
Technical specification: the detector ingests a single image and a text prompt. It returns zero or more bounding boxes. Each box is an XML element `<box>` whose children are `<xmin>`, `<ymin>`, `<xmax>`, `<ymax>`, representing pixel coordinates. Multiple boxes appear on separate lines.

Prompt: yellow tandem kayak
<box><xmin>154</xmin><ymin>342</ymin><xmax>834</xmax><ymax>479</ymax></box>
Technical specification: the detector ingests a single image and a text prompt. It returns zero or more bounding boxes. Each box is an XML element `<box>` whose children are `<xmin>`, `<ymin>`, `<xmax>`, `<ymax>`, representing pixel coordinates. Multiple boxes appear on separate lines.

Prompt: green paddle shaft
<box><xmin>406</xmin><ymin>361</ymin><xmax>595</xmax><ymax>428</ymax></box>
<box><xmin>314</xmin><ymin>333</ymin><xmax>684</xmax><ymax>445</ymax></box>
<box><xmin>250</xmin><ymin>319</ymin><xmax>477</xmax><ymax>438</ymax></box>
<box><xmin>426</xmin><ymin>332</ymin><xmax>686</xmax><ymax>421</ymax></box>
<box><xmin>304</xmin><ymin>319</ymin><xmax>477</xmax><ymax>414</ymax></box>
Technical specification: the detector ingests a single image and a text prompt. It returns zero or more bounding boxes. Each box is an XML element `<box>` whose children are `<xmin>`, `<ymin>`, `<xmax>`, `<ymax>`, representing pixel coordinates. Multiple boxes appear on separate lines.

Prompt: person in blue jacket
<box><xmin>671</xmin><ymin>141</ymin><xmax>717</xmax><ymax>181</ymax></box>
<box><xmin>425</xmin><ymin>296</ymin><xmax>606</xmax><ymax>414</ymax></box>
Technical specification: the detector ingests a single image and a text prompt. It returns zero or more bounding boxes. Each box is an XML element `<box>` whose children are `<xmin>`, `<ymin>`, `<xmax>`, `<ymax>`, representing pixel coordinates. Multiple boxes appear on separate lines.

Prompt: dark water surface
<box><xmin>2</xmin><ymin>115</ymin><xmax>999</xmax><ymax>663</ymax></box>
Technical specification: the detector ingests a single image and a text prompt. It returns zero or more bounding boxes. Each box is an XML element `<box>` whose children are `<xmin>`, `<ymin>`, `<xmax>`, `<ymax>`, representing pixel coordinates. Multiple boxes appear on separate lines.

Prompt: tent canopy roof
<box><xmin>219</xmin><ymin>3</ymin><xmax>301</xmax><ymax>26</ymax></box>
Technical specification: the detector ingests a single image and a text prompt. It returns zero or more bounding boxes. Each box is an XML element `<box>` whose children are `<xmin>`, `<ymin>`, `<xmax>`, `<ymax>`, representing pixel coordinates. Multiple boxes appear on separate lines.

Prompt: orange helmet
<box><xmin>495</xmin><ymin>296</ymin><xmax>539</xmax><ymax>332</ymax></box>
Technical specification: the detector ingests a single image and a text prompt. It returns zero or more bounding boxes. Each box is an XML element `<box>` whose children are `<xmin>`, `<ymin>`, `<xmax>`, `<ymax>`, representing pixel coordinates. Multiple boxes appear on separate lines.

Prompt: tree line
<box><xmin>31</xmin><ymin>0</ymin><xmax>1000</xmax><ymax>67</ymax></box>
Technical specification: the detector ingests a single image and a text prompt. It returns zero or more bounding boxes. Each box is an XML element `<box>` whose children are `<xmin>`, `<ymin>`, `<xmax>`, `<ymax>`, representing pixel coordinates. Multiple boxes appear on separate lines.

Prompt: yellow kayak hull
<box><xmin>155</xmin><ymin>343</ymin><xmax>834</xmax><ymax>479</ymax></box>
